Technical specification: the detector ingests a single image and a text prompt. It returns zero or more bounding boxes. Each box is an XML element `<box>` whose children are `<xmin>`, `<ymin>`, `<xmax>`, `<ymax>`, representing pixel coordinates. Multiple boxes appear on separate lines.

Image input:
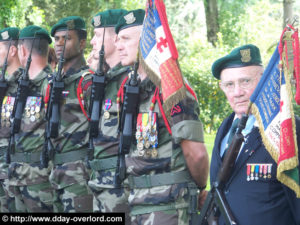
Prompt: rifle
<box><xmin>6</xmin><ymin>38</ymin><xmax>35</xmax><ymax>164</ymax></box>
<box><xmin>0</xmin><ymin>40</ymin><xmax>11</xmax><ymax>127</ymax></box>
<box><xmin>86</xmin><ymin>28</ymin><xmax>106</xmax><ymax>166</ymax></box>
<box><xmin>42</xmin><ymin>24</ymin><xmax>70</xmax><ymax>168</ymax></box>
<box><xmin>114</xmin><ymin>60</ymin><xmax>140</xmax><ymax>188</ymax></box>
<box><xmin>196</xmin><ymin>113</ymin><xmax>249</xmax><ymax>225</ymax></box>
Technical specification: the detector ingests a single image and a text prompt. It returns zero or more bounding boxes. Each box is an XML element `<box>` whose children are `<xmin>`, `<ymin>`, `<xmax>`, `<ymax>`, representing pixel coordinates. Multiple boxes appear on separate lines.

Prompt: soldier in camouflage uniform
<box><xmin>7</xmin><ymin>25</ymin><xmax>54</xmax><ymax>212</ymax></box>
<box><xmin>48</xmin><ymin>16</ymin><xmax>93</xmax><ymax>212</ymax></box>
<box><xmin>115</xmin><ymin>10</ymin><xmax>209</xmax><ymax>224</ymax></box>
<box><xmin>0</xmin><ymin>27</ymin><xmax>22</xmax><ymax>212</ymax></box>
<box><xmin>87</xmin><ymin>9</ymin><xmax>131</xmax><ymax>222</ymax></box>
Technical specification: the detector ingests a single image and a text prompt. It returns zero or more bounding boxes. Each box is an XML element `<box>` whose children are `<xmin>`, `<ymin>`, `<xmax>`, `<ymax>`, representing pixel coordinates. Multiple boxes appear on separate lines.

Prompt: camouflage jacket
<box><xmin>125</xmin><ymin>77</ymin><xmax>204</xmax><ymax>208</ymax></box>
<box><xmin>50</xmin><ymin>66</ymin><xmax>92</xmax><ymax>154</ymax></box>
<box><xmin>93</xmin><ymin>63</ymin><xmax>130</xmax><ymax>159</ymax></box>
<box><xmin>13</xmin><ymin>66</ymin><xmax>51</xmax><ymax>154</ymax></box>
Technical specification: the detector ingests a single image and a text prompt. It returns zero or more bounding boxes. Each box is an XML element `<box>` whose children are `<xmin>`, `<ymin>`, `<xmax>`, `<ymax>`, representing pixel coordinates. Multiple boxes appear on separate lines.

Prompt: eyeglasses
<box><xmin>220</xmin><ymin>76</ymin><xmax>259</xmax><ymax>92</ymax></box>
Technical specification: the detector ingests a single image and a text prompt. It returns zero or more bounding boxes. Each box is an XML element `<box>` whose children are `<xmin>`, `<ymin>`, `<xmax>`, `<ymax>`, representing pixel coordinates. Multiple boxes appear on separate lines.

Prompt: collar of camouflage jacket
<box><xmin>6</xmin><ymin>67</ymin><xmax>23</xmax><ymax>84</ymax></box>
<box><xmin>30</xmin><ymin>65</ymin><xmax>51</xmax><ymax>87</ymax></box>
<box><xmin>106</xmin><ymin>63</ymin><xmax>130</xmax><ymax>81</ymax></box>
<box><xmin>62</xmin><ymin>66</ymin><xmax>90</xmax><ymax>85</ymax></box>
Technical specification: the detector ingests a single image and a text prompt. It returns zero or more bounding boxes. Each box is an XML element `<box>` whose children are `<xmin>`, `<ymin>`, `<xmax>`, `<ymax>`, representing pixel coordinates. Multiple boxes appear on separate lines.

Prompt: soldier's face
<box><xmin>90</xmin><ymin>27</ymin><xmax>116</xmax><ymax>61</ymax></box>
<box><xmin>54</xmin><ymin>30</ymin><xmax>84</xmax><ymax>61</ymax></box>
<box><xmin>220</xmin><ymin>66</ymin><xmax>263</xmax><ymax>118</ymax></box>
<box><xmin>115</xmin><ymin>26</ymin><xmax>142</xmax><ymax>66</ymax></box>
<box><xmin>0</xmin><ymin>42</ymin><xmax>8</xmax><ymax>67</ymax></box>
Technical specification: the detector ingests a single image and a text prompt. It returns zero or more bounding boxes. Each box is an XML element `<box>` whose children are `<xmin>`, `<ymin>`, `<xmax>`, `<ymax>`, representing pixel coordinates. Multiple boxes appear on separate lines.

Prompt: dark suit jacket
<box><xmin>210</xmin><ymin>113</ymin><xmax>300</xmax><ymax>225</ymax></box>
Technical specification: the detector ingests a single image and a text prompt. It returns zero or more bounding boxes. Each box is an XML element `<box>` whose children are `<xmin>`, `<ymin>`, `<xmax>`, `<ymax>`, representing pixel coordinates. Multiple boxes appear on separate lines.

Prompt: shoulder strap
<box><xmin>185</xmin><ymin>83</ymin><xmax>198</xmax><ymax>102</ymax></box>
<box><xmin>77</xmin><ymin>71</ymin><xmax>92</xmax><ymax>120</ymax></box>
<box><xmin>155</xmin><ymin>87</ymin><xmax>172</xmax><ymax>135</ymax></box>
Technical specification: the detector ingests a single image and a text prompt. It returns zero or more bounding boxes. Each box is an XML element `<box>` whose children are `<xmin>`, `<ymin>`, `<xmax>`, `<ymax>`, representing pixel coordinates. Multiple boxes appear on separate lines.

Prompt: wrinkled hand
<box><xmin>198</xmin><ymin>190</ymin><xmax>208</xmax><ymax>210</ymax></box>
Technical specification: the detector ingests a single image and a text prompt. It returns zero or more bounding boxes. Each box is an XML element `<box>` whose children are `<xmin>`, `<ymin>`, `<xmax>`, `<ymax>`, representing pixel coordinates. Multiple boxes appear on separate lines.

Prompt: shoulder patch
<box><xmin>171</xmin><ymin>103</ymin><xmax>183</xmax><ymax>117</ymax></box>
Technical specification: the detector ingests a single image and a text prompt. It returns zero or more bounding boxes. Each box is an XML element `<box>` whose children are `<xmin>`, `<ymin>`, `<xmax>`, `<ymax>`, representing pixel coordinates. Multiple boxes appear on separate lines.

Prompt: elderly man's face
<box><xmin>219</xmin><ymin>65</ymin><xmax>263</xmax><ymax>118</ymax></box>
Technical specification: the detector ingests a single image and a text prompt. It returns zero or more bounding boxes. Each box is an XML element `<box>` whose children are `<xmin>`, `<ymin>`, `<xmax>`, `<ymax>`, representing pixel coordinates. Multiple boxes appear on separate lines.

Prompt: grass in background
<box><xmin>204</xmin><ymin>132</ymin><xmax>216</xmax><ymax>190</ymax></box>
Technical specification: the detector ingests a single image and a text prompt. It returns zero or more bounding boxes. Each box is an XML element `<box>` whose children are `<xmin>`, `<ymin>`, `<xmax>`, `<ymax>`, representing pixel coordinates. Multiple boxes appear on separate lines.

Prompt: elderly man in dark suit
<box><xmin>210</xmin><ymin>44</ymin><xmax>300</xmax><ymax>225</ymax></box>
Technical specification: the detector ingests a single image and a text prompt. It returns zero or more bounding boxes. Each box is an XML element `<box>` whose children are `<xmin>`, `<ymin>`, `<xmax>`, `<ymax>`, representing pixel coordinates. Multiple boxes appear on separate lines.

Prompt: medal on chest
<box><xmin>246</xmin><ymin>163</ymin><xmax>273</xmax><ymax>181</ymax></box>
<box><xmin>135</xmin><ymin>88</ymin><xmax>159</xmax><ymax>158</ymax></box>
<box><xmin>62</xmin><ymin>90</ymin><xmax>70</xmax><ymax>105</ymax></box>
<box><xmin>104</xmin><ymin>99</ymin><xmax>112</xmax><ymax>120</ymax></box>
<box><xmin>25</xmin><ymin>96</ymin><xmax>42</xmax><ymax>122</ymax></box>
<box><xmin>1</xmin><ymin>96</ymin><xmax>15</xmax><ymax>128</ymax></box>
<box><xmin>136</xmin><ymin>112</ymin><xmax>158</xmax><ymax>158</ymax></box>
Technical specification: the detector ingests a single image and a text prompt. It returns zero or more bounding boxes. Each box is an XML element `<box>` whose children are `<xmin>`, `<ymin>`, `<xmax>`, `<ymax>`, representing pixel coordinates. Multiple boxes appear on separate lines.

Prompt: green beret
<box><xmin>92</xmin><ymin>9</ymin><xmax>128</xmax><ymax>28</ymax></box>
<box><xmin>19</xmin><ymin>25</ymin><xmax>52</xmax><ymax>44</ymax></box>
<box><xmin>115</xmin><ymin>9</ymin><xmax>145</xmax><ymax>34</ymax></box>
<box><xmin>212</xmin><ymin>44</ymin><xmax>262</xmax><ymax>79</ymax></box>
<box><xmin>51</xmin><ymin>16</ymin><xmax>86</xmax><ymax>37</ymax></box>
<box><xmin>0</xmin><ymin>27</ymin><xmax>19</xmax><ymax>42</ymax></box>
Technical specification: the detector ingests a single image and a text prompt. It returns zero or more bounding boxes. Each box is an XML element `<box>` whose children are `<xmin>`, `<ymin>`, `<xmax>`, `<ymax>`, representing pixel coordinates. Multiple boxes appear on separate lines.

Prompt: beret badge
<box><xmin>1</xmin><ymin>31</ymin><xmax>9</xmax><ymax>40</ymax></box>
<box><xmin>240</xmin><ymin>49</ymin><xmax>251</xmax><ymax>63</ymax></box>
<box><xmin>94</xmin><ymin>15</ymin><xmax>101</xmax><ymax>27</ymax></box>
<box><xmin>124</xmin><ymin>12</ymin><xmax>136</xmax><ymax>24</ymax></box>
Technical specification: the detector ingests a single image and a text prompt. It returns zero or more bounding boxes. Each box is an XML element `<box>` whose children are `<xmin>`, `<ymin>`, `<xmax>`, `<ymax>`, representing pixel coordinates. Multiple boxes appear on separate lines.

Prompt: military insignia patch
<box><xmin>240</xmin><ymin>49</ymin><xmax>251</xmax><ymax>63</ymax></box>
<box><xmin>1</xmin><ymin>31</ymin><xmax>9</xmax><ymax>40</ymax></box>
<box><xmin>66</xmin><ymin>20</ymin><xmax>75</xmax><ymax>30</ymax></box>
<box><xmin>124</xmin><ymin>12</ymin><xmax>136</xmax><ymax>24</ymax></box>
<box><xmin>94</xmin><ymin>15</ymin><xmax>101</xmax><ymax>27</ymax></box>
<box><xmin>171</xmin><ymin>103</ymin><xmax>183</xmax><ymax>117</ymax></box>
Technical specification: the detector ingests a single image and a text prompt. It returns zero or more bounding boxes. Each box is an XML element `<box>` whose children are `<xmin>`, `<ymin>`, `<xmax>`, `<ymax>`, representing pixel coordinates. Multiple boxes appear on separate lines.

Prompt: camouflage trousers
<box><xmin>88</xmin><ymin>170</ymin><xmax>131</xmax><ymax>224</ymax></box>
<box><xmin>13</xmin><ymin>181</ymin><xmax>53</xmax><ymax>212</ymax></box>
<box><xmin>0</xmin><ymin>178</ymin><xmax>16</xmax><ymax>212</ymax></box>
<box><xmin>131</xmin><ymin>209</ymin><xmax>189</xmax><ymax>225</ymax></box>
<box><xmin>128</xmin><ymin>183</ymin><xmax>193</xmax><ymax>225</ymax></box>
<box><xmin>0</xmin><ymin>153</ymin><xmax>15</xmax><ymax>212</ymax></box>
<box><xmin>49</xmin><ymin>160</ymin><xmax>93</xmax><ymax>212</ymax></box>
<box><xmin>8</xmin><ymin>162</ymin><xmax>54</xmax><ymax>212</ymax></box>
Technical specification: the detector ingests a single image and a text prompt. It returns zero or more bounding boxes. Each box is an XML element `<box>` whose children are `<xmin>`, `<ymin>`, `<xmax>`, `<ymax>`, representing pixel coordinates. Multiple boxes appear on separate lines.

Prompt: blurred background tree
<box><xmin>1</xmin><ymin>0</ymin><xmax>299</xmax><ymax>132</ymax></box>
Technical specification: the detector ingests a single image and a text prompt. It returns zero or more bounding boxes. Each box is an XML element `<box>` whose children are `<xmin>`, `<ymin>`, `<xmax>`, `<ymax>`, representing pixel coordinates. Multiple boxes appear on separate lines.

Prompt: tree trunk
<box><xmin>283</xmin><ymin>0</ymin><xmax>294</xmax><ymax>28</ymax></box>
<box><xmin>204</xmin><ymin>0</ymin><xmax>219</xmax><ymax>46</ymax></box>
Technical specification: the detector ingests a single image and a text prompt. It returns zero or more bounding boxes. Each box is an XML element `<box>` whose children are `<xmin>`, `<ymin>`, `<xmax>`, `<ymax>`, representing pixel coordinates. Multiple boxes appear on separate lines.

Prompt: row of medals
<box><xmin>136</xmin><ymin>116</ymin><xmax>158</xmax><ymax>158</ymax></box>
<box><xmin>247</xmin><ymin>163</ymin><xmax>272</xmax><ymax>181</ymax></box>
<box><xmin>1</xmin><ymin>96</ymin><xmax>15</xmax><ymax>128</ymax></box>
<box><xmin>24</xmin><ymin>96</ymin><xmax>42</xmax><ymax>122</ymax></box>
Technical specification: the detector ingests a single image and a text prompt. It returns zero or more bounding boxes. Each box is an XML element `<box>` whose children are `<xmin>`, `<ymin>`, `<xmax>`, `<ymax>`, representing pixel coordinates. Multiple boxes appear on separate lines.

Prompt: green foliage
<box><xmin>180</xmin><ymin>38</ymin><xmax>232</xmax><ymax>133</ymax></box>
<box><xmin>0</xmin><ymin>0</ymin><xmax>17</xmax><ymax>27</ymax></box>
<box><xmin>172</xmin><ymin>0</ymin><xmax>285</xmax><ymax>132</ymax></box>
